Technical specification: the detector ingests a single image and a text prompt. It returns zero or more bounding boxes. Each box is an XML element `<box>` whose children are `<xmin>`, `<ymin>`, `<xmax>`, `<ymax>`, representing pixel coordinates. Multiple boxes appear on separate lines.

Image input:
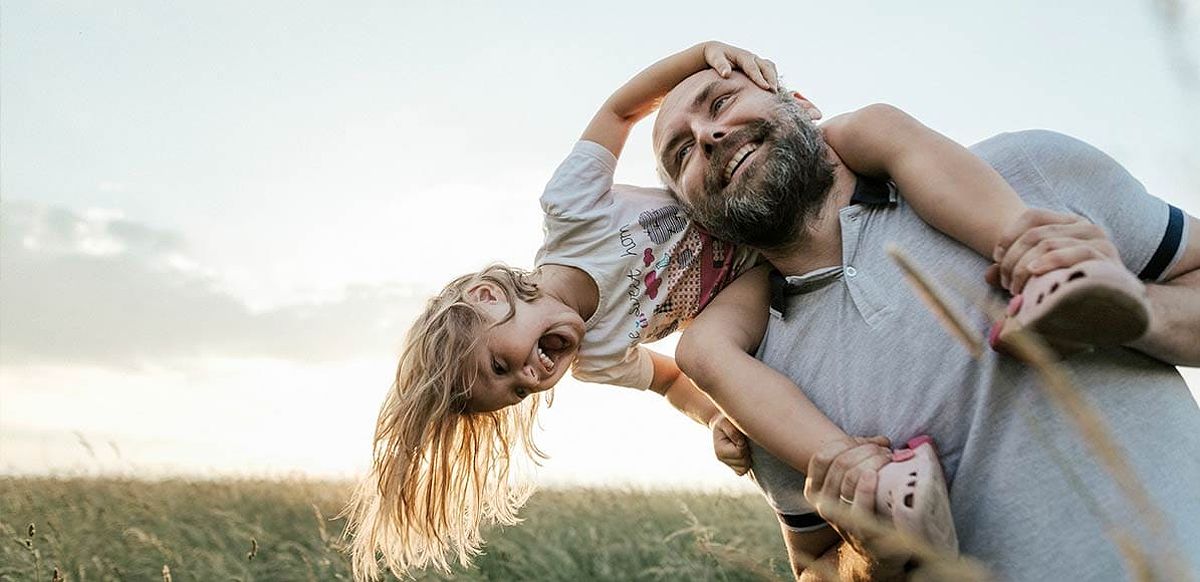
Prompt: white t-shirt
<box><xmin>535</xmin><ymin>141</ymin><xmax>758</xmax><ymax>389</ymax></box>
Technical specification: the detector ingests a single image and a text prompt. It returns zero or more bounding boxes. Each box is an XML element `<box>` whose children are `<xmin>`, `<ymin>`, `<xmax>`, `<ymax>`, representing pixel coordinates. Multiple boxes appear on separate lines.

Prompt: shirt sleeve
<box><xmin>1012</xmin><ymin>130</ymin><xmax>1189</xmax><ymax>282</ymax></box>
<box><xmin>540</xmin><ymin>140</ymin><xmax>619</xmax><ymax>220</ymax></box>
<box><xmin>570</xmin><ymin>344</ymin><xmax>655</xmax><ymax>390</ymax></box>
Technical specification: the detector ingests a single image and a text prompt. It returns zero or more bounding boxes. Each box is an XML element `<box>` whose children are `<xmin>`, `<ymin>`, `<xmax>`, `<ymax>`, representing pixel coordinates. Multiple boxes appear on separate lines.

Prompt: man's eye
<box><xmin>677</xmin><ymin>143</ymin><xmax>692</xmax><ymax>163</ymax></box>
<box><xmin>515</xmin><ymin>387</ymin><xmax>528</xmax><ymax>399</ymax></box>
<box><xmin>492</xmin><ymin>360</ymin><xmax>506</xmax><ymax>375</ymax></box>
<box><xmin>713</xmin><ymin>95</ymin><xmax>731</xmax><ymax>113</ymax></box>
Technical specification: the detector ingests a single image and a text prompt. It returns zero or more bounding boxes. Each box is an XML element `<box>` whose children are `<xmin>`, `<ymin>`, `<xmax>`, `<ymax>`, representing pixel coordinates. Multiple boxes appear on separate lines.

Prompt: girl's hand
<box><xmin>701</xmin><ymin>41</ymin><xmax>778</xmax><ymax>91</ymax></box>
<box><xmin>710</xmin><ymin>413</ymin><xmax>751</xmax><ymax>475</ymax></box>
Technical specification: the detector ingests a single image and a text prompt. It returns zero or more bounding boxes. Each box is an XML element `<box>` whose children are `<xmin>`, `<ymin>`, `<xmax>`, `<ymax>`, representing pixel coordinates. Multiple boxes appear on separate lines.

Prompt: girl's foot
<box><xmin>875</xmin><ymin>435</ymin><xmax>959</xmax><ymax>555</ymax></box>
<box><xmin>989</xmin><ymin>259</ymin><xmax>1150</xmax><ymax>358</ymax></box>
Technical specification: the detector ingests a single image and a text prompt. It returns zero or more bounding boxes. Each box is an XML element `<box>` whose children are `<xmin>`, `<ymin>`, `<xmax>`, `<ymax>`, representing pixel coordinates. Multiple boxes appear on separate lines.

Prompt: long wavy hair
<box><xmin>342</xmin><ymin>263</ymin><xmax>551</xmax><ymax>579</ymax></box>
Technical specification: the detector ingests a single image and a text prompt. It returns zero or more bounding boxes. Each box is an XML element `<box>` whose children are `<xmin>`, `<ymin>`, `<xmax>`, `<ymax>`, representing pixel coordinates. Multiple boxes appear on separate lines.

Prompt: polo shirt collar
<box><xmin>768</xmin><ymin>176</ymin><xmax>896</xmax><ymax>317</ymax></box>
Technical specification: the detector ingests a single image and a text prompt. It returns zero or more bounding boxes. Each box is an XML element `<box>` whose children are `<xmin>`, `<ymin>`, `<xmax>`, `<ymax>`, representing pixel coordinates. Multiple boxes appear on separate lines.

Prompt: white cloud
<box><xmin>0</xmin><ymin>201</ymin><xmax>421</xmax><ymax>367</ymax></box>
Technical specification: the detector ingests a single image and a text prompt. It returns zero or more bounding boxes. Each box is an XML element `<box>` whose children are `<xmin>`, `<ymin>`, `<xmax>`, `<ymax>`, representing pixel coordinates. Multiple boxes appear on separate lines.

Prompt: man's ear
<box><xmin>467</xmin><ymin>282</ymin><xmax>502</xmax><ymax>305</ymax></box>
<box><xmin>790</xmin><ymin>90</ymin><xmax>823</xmax><ymax>121</ymax></box>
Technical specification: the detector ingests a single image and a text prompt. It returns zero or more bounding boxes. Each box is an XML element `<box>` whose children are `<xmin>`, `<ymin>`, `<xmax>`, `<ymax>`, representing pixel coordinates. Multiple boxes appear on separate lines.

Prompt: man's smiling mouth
<box><xmin>723</xmin><ymin>142</ymin><xmax>759</xmax><ymax>184</ymax></box>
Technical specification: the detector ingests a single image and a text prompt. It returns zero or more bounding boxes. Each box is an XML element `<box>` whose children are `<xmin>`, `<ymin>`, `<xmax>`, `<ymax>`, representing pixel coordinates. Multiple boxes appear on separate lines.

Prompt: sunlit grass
<box><xmin>0</xmin><ymin>477</ymin><xmax>794</xmax><ymax>581</ymax></box>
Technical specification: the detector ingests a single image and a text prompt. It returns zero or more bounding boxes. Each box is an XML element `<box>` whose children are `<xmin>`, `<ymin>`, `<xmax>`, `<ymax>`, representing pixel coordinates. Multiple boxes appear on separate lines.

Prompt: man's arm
<box><xmin>996</xmin><ymin>210</ymin><xmax>1200</xmax><ymax>365</ymax></box>
<box><xmin>791</xmin><ymin>439</ymin><xmax>909</xmax><ymax>581</ymax></box>
<box><xmin>1130</xmin><ymin>214</ymin><xmax>1200</xmax><ymax>365</ymax></box>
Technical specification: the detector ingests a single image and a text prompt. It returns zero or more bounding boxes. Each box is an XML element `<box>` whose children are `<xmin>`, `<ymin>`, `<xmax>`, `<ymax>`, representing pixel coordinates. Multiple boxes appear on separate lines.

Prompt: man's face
<box><xmin>653</xmin><ymin>70</ymin><xmax>835</xmax><ymax>249</ymax></box>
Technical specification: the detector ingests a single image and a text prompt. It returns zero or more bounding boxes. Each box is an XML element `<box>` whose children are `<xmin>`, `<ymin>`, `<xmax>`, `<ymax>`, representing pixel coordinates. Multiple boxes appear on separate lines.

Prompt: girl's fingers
<box><xmin>705</xmin><ymin>47</ymin><xmax>734</xmax><ymax>77</ymax></box>
<box><xmin>999</xmin><ymin>221</ymin><xmax>1095</xmax><ymax>290</ymax></box>
<box><xmin>1030</xmin><ymin>246</ymin><xmax>1105</xmax><ymax>275</ymax></box>
<box><xmin>738</xmin><ymin>54</ymin><xmax>771</xmax><ymax>89</ymax></box>
<box><xmin>1000</xmin><ymin>221</ymin><xmax>1113</xmax><ymax>292</ymax></box>
<box><xmin>994</xmin><ymin>209</ymin><xmax>1077</xmax><ymax>262</ymax></box>
<box><xmin>759</xmin><ymin>58</ymin><xmax>779</xmax><ymax>90</ymax></box>
<box><xmin>1008</xmin><ymin>237</ymin><xmax>1070</xmax><ymax>294</ymax></box>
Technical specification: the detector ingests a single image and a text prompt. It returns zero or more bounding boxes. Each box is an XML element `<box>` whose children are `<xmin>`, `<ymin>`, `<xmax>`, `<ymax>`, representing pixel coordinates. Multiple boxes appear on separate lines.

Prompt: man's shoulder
<box><xmin>969</xmin><ymin>129</ymin><xmax>1097</xmax><ymax>163</ymax></box>
<box><xmin>969</xmin><ymin>129</ymin><xmax>1119</xmax><ymax>178</ymax></box>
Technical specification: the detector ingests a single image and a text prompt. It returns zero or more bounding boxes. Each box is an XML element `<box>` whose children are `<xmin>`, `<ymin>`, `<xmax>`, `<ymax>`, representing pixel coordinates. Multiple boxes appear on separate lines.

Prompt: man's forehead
<box><xmin>654</xmin><ymin>69</ymin><xmax>759</xmax><ymax>149</ymax></box>
<box><xmin>654</xmin><ymin>70</ymin><xmax>723</xmax><ymax>144</ymax></box>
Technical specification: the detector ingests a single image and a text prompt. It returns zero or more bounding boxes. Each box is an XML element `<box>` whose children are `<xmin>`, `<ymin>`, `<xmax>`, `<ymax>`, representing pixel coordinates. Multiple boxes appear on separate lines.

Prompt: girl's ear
<box><xmin>467</xmin><ymin>282</ymin><xmax>501</xmax><ymax>304</ymax></box>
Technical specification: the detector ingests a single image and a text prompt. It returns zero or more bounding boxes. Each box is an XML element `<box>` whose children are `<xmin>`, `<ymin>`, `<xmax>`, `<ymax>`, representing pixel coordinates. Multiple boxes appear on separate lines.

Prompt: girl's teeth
<box><xmin>538</xmin><ymin>347</ymin><xmax>554</xmax><ymax>370</ymax></box>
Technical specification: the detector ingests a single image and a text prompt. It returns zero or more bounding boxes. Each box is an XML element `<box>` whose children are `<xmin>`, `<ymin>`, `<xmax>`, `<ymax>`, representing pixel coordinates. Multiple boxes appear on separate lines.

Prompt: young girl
<box><xmin>344</xmin><ymin>42</ymin><xmax>1151</xmax><ymax>579</ymax></box>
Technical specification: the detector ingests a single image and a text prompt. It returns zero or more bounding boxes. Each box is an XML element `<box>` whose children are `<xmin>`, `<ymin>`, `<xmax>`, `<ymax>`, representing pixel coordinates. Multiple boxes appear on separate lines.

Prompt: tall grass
<box><xmin>0</xmin><ymin>477</ymin><xmax>794</xmax><ymax>581</ymax></box>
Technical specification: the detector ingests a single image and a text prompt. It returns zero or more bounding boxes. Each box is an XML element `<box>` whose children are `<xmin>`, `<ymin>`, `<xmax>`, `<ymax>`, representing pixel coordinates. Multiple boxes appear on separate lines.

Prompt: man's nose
<box><xmin>697</xmin><ymin>125</ymin><xmax>728</xmax><ymax>156</ymax></box>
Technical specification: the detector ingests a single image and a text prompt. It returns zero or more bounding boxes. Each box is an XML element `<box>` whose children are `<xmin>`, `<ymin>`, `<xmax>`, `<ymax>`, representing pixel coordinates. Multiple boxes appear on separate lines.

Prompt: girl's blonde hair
<box><xmin>342</xmin><ymin>263</ymin><xmax>551</xmax><ymax>579</ymax></box>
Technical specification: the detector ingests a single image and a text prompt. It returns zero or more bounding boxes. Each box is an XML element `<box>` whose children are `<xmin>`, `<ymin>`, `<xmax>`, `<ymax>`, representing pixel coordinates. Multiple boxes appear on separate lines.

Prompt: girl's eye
<box><xmin>492</xmin><ymin>360</ymin><xmax>505</xmax><ymax>375</ymax></box>
<box><xmin>515</xmin><ymin>387</ymin><xmax>528</xmax><ymax>399</ymax></box>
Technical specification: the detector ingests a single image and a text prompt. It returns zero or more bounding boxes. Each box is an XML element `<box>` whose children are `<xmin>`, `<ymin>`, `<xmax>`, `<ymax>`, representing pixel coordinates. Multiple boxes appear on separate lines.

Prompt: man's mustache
<box><xmin>704</xmin><ymin>120</ymin><xmax>775</xmax><ymax>193</ymax></box>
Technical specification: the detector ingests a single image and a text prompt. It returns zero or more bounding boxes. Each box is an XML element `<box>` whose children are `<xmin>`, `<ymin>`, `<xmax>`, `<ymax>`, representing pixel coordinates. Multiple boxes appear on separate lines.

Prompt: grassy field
<box><xmin>0</xmin><ymin>477</ymin><xmax>794</xmax><ymax>581</ymax></box>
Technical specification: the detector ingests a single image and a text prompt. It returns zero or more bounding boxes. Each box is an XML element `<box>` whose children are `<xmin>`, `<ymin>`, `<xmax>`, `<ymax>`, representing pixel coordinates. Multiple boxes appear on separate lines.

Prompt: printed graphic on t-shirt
<box><xmin>617</xmin><ymin>204</ymin><xmax>742</xmax><ymax>346</ymax></box>
<box><xmin>639</xmin><ymin>205</ymin><xmax>688</xmax><ymax>244</ymax></box>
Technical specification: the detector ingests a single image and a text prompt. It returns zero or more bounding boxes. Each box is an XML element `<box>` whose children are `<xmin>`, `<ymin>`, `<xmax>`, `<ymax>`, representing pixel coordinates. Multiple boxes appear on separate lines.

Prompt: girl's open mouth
<box><xmin>536</xmin><ymin>331</ymin><xmax>573</xmax><ymax>375</ymax></box>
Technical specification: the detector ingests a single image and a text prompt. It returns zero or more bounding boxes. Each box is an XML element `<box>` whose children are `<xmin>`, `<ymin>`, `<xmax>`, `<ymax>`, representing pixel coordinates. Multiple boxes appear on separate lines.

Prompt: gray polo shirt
<box><xmin>749</xmin><ymin>130</ymin><xmax>1198</xmax><ymax>581</ymax></box>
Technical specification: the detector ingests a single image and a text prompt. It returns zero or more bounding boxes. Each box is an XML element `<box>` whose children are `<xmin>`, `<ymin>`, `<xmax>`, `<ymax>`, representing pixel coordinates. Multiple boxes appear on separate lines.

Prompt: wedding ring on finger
<box><xmin>839</xmin><ymin>494</ymin><xmax>854</xmax><ymax>505</ymax></box>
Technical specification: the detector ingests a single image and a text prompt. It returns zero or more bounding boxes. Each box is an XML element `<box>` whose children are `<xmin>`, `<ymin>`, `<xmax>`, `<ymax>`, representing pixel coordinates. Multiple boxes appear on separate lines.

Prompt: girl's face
<box><xmin>464</xmin><ymin>283</ymin><xmax>585</xmax><ymax>413</ymax></box>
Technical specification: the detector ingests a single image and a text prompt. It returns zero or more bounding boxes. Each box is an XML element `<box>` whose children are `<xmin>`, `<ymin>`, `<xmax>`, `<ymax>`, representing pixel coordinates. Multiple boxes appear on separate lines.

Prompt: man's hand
<box><xmin>804</xmin><ymin>437</ymin><xmax>910</xmax><ymax>579</ymax></box>
<box><xmin>709</xmin><ymin>413</ymin><xmax>751</xmax><ymax>475</ymax></box>
<box><xmin>989</xmin><ymin>208</ymin><xmax>1123</xmax><ymax>294</ymax></box>
<box><xmin>701</xmin><ymin>41</ymin><xmax>778</xmax><ymax>92</ymax></box>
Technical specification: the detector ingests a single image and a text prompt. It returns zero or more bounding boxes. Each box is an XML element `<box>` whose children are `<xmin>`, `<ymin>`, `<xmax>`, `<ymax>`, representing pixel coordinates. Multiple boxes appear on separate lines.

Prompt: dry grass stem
<box><xmin>1004</xmin><ymin>330</ymin><xmax>1191</xmax><ymax>581</ymax></box>
<box><xmin>886</xmin><ymin>244</ymin><xmax>1192</xmax><ymax>582</ymax></box>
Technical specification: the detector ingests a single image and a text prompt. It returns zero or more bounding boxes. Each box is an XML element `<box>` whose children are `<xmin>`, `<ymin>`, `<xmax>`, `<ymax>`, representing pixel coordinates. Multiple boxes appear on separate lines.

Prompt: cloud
<box><xmin>0</xmin><ymin>201</ymin><xmax>421</xmax><ymax>367</ymax></box>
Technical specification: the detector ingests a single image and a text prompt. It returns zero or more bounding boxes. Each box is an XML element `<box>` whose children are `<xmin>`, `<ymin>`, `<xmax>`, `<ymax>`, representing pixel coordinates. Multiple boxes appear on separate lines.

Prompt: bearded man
<box><xmin>653</xmin><ymin>68</ymin><xmax>1200</xmax><ymax>580</ymax></box>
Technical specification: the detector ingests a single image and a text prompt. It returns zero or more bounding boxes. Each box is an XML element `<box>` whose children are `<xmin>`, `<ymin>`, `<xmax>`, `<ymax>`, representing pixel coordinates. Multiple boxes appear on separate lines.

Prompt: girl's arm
<box><xmin>676</xmin><ymin>265</ymin><xmax>882</xmax><ymax>574</ymax></box>
<box><xmin>647</xmin><ymin>350</ymin><xmax>720</xmax><ymax>426</ymax></box>
<box><xmin>582</xmin><ymin>41</ymin><xmax>776</xmax><ymax>160</ymax></box>
<box><xmin>821</xmin><ymin>104</ymin><xmax>1027</xmax><ymax>259</ymax></box>
<box><xmin>676</xmin><ymin>265</ymin><xmax>855</xmax><ymax>474</ymax></box>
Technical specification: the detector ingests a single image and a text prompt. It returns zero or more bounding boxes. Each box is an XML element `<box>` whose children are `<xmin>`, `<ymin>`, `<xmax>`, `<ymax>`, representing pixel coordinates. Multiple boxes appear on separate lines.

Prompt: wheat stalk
<box><xmin>886</xmin><ymin>245</ymin><xmax>1192</xmax><ymax>581</ymax></box>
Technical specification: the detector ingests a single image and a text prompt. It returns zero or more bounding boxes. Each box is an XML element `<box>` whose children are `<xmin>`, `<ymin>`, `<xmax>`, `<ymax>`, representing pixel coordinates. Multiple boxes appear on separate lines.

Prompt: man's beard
<box><xmin>687</xmin><ymin>97</ymin><xmax>835</xmax><ymax>251</ymax></box>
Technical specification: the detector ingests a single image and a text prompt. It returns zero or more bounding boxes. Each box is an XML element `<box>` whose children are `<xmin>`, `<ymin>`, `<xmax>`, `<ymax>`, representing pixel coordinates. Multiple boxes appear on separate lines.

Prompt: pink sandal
<box><xmin>875</xmin><ymin>435</ymin><xmax>959</xmax><ymax>556</ymax></box>
<box><xmin>989</xmin><ymin>259</ymin><xmax>1150</xmax><ymax>357</ymax></box>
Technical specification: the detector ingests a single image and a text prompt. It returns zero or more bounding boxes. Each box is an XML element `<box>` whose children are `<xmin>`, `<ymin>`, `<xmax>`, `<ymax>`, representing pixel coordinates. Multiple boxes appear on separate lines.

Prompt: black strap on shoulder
<box><xmin>1139</xmin><ymin>205</ymin><xmax>1185</xmax><ymax>281</ymax></box>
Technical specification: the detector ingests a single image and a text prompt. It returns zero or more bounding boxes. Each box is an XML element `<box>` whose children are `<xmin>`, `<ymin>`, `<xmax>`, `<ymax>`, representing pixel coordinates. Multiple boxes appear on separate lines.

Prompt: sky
<box><xmin>1</xmin><ymin>0</ymin><xmax>1198</xmax><ymax>490</ymax></box>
